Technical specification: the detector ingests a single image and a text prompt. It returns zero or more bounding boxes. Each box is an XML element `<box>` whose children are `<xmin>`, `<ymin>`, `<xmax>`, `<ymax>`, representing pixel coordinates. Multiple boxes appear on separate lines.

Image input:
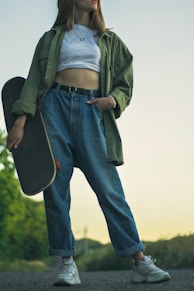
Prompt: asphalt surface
<box><xmin>0</xmin><ymin>264</ymin><xmax>193</xmax><ymax>291</ymax></box>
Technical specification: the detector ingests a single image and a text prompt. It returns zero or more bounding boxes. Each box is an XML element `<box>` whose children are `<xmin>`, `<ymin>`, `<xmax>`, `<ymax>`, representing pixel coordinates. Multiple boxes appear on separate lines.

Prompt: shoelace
<box><xmin>147</xmin><ymin>255</ymin><xmax>157</xmax><ymax>263</ymax></box>
<box><xmin>60</xmin><ymin>262</ymin><xmax>77</xmax><ymax>276</ymax></box>
<box><xmin>146</xmin><ymin>256</ymin><xmax>163</xmax><ymax>271</ymax></box>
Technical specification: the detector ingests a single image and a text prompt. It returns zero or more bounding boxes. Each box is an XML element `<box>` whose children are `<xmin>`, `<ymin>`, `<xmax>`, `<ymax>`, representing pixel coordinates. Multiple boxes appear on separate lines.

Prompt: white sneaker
<box><xmin>53</xmin><ymin>259</ymin><xmax>81</xmax><ymax>286</ymax></box>
<box><xmin>131</xmin><ymin>255</ymin><xmax>170</xmax><ymax>283</ymax></box>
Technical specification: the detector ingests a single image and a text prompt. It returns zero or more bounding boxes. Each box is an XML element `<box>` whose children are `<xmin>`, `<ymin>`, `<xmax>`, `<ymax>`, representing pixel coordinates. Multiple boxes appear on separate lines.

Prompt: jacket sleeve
<box><xmin>12</xmin><ymin>34</ymin><xmax>46</xmax><ymax>118</ymax></box>
<box><xmin>110</xmin><ymin>35</ymin><xmax>133</xmax><ymax>119</ymax></box>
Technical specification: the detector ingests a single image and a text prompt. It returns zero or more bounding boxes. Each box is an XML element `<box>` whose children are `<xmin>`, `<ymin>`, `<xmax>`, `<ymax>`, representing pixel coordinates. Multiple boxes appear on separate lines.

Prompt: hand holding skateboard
<box><xmin>1</xmin><ymin>77</ymin><xmax>56</xmax><ymax>195</ymax></box>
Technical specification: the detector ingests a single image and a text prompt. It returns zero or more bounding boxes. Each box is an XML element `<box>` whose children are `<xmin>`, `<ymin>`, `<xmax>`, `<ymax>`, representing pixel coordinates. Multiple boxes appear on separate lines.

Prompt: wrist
<box><xmin>108</xmin><ymin>95</ymin><xmax>116</xmax><ymax>109</ymax></box>
<box><xmin>15</xmin><ymin>115</ymin><xmax>27</xmax><ymax>127</ymax></box>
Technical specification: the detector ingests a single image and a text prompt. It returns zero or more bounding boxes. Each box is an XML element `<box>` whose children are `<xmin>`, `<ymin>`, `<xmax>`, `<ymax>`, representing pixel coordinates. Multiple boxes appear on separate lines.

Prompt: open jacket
<box><xmin>13</xmin><ymin>26</ymin><xmax>133</xmax><ymax>165</ymax></box>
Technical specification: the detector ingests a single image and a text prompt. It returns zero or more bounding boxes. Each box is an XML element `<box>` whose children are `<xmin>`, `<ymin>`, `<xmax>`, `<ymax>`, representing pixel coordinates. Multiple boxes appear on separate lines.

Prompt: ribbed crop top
<box><xmin>57</xmin><ymin>24</ymin><xmax>101</xmax><ymax>73</ymax></box>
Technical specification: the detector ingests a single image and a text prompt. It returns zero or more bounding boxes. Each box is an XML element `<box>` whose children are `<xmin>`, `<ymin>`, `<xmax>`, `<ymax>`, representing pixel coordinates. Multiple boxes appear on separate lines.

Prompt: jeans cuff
<box><xmin>115</xmin><ymin>242</ymin><xmax>145</xmax><ymax>257</ymax></box>
<box><xmin>48</xmin><ymin>247</ymin><xmax>75</xmax><ymax>257</ymax></box>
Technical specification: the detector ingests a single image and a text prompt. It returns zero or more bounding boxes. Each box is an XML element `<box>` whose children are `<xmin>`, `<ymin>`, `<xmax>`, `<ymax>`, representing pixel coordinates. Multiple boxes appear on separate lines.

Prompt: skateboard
<box><xmin>1</xmin><ymin>77</ymin><xmax>56</xmax><ymax>195</ymax></box>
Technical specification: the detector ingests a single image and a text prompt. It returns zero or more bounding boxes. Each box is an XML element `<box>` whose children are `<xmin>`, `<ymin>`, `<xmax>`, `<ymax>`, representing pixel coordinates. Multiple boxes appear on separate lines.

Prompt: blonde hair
<box><xmin>53</xmin><ymin>0</ymin><xmax>108</xmax><ymax>35</ymax></box>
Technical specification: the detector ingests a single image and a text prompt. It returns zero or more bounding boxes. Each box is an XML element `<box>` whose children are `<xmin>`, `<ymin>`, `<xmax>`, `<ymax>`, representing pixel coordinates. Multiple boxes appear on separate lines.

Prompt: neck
<box><xmin>75</xmin><ymin>11</ymin><xmax>90</xmax><ymax>27</ymax></box>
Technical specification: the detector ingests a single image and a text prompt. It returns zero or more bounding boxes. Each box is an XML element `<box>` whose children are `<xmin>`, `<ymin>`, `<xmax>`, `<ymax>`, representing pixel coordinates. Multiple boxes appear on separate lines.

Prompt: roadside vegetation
<box><xmin>75</xmin><ymin>235</ymin><xmax>194</xmax><ymax>271</ymax></box>
<box><xmin>0</xmin><ymin>129</ymin><xmax>194</xmax><ymax>271</ymax></box>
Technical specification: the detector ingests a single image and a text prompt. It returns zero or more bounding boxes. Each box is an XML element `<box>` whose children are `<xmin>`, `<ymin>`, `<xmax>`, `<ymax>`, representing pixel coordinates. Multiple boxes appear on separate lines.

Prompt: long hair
<box><xmin>53</xmin><ymin>0</ymin><xmax>108</xmax><ymax>35</ymax></box>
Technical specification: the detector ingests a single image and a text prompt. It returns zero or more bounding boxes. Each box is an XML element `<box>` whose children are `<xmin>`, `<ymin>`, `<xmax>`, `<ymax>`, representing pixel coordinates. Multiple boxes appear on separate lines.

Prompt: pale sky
<box><xmin>0</xmin><ymin>0</ymin><xmax>194</xmax><ymax>244</ymax></box>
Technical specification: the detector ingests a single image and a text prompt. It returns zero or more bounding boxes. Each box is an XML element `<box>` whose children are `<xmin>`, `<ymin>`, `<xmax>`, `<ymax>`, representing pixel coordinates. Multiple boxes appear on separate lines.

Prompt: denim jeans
<box><xmin>42</xmin><ymin>85</ymin><xmax>145</xmax><ymax>257</ymax></box>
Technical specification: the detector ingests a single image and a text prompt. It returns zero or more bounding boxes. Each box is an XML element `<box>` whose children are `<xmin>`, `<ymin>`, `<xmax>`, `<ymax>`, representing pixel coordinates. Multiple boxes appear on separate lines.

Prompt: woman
<box><xmin>7</xmin><ymin>0</ymin><xmax>170</xmax><ymax>286</ymax></box>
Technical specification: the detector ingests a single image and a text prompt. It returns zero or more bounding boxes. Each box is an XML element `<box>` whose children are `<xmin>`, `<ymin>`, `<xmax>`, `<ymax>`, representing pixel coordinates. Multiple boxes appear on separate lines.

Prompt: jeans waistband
<box><xmin>52</xmin><ymin>82</ymin><xmax>100</xmax><ymax>97</ymax></box>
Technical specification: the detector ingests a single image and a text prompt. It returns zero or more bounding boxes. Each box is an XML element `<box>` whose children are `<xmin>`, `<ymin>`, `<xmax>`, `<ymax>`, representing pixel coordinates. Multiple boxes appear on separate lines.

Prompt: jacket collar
<box><xmin>51</xmin><ymin>25</ymin><xmax>113</xmax><ymax>38</ymax></box>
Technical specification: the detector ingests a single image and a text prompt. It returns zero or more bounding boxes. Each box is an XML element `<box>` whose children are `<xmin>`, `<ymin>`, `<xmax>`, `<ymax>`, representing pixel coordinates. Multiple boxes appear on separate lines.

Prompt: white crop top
<box><xmin>57</xmin><ymin>24</ymin><xmax>101</xmax><ymax>73</ymax></box>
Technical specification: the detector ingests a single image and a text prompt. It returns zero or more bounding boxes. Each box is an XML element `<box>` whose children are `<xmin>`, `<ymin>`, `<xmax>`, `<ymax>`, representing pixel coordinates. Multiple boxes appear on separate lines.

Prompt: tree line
<box><xmin>0</xmin><ymin>130</ymin><xmax>48</xmax><ymax>260</ymax></box>
<box><xmin>1</xmin><ymin>129</ymin><xmax>194</xmax><ymax>270</ymax></box>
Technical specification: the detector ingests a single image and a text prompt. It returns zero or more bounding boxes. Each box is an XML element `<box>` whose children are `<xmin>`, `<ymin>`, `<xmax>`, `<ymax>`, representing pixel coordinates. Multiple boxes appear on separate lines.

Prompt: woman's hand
<box><xmin>86</xmin><ymin>96</ymin><xmax>116</xmax><ymax>111</ymax></box>
<box><xmin>6</xmin><ymin>115</ymin><xmax>27</xmax><ymax>151</ymax></box>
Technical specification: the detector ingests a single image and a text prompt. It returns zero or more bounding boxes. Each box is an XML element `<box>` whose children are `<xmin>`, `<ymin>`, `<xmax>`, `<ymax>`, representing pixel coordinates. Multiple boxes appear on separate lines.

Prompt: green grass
<box><xmin>0</xmin><ymin>257</ymin><xmax>53</xmax><ymax>272</ymax></box>
<box><xmin>1</xmin><ymin>234</ymin><xmax>194</xmax><ymax>272</ymax></box>
<box><xmin>75</xmin><ymin>234</ymin><xmax>194</xmax><ymax>271</ymax></box>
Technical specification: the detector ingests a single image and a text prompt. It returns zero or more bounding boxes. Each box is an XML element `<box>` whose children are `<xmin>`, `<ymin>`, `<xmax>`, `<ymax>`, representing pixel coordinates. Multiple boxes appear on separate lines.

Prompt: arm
<box><xmin>7</xmin><ymin>33</ymin><xmax>47</xmax><ymax>151</ymax></box>
<box><xmin>88</xmin><ymin>38</ymin><xmax>133</xmax><ymax>114</ymax></box>
<box><xmin>110</xmin><ymin>35</ymin><xmax>133</xmax><ymax>118</ymax></box>
<box><xmin>6</xmin><ymin>115</ymin><xmax>27</xmax><ymax>151</ymax></box>
<box><xmin>12</xmin><ymin>33</ymin><xmax>46</xmax><ymax>118</ymax></box>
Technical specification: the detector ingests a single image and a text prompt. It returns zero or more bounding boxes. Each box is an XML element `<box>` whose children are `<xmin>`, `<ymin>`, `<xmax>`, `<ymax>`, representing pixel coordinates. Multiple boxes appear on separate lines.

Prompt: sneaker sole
<box><xmin>53</xmin><ymin>278</ymin><xmax>81</xmax><ymax>286</ymax></box>
<box><xmin>146</xmin><ymin>273</ymin><xmax>171</xmax><ymax>283</ymax></box>
<box><xmin>132</xmin><ymin>273</ymin><xmax>170</xmax><ymax>283</ymax></box>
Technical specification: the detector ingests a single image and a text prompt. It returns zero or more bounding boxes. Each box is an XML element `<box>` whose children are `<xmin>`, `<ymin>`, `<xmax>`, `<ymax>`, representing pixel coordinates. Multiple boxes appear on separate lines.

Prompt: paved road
<box><xmin>0</xmin><ymin>269</ymin><xmax>194</xmax><ymax>291</ymax></box>
<box><xmin>0</xmin><ymin>264</ymin><xmax>194</xmax><ymax>290</ymax></box>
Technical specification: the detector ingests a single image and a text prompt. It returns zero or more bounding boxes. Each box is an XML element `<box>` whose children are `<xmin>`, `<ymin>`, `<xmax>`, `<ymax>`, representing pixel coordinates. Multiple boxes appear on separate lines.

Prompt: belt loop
<box><xmin>90</xmin><ymin>89</ymin><xmax>94</xmax><ymax>99</ymax></box>
<box><xmin>55</xmin><ymin>82</ymin><xmax>61</xmax><ymax>92</ymax></box>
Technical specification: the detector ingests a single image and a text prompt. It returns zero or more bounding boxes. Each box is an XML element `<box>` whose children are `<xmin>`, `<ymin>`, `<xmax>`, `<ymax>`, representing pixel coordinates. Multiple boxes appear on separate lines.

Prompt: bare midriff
<box><xmin>55</xmin><ymin>68</ymin><xmax>100</xmax><ymax>90</ymax></box>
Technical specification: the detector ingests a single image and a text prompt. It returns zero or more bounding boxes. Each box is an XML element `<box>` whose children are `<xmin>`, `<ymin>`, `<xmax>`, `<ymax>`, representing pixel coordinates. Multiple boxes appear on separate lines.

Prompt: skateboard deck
<box><xmin>1</xmin><ymin>77</ymin><xmax>56</xmax><ymax>195</ymax></box>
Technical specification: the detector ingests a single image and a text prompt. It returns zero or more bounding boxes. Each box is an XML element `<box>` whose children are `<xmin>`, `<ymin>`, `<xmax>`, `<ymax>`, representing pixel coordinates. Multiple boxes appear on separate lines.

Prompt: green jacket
<box><xmin>13</xmin><ymin>26</ymin><xmax>133</xmax><ymax>165</ymax></box>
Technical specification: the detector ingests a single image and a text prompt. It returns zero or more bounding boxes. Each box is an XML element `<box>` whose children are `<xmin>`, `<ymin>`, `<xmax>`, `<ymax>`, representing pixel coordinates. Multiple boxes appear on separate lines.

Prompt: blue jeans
<box><xmin>42</xmin><ymin>85</ymin><xmax>145</xmax><ymax>257</ymax></box>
